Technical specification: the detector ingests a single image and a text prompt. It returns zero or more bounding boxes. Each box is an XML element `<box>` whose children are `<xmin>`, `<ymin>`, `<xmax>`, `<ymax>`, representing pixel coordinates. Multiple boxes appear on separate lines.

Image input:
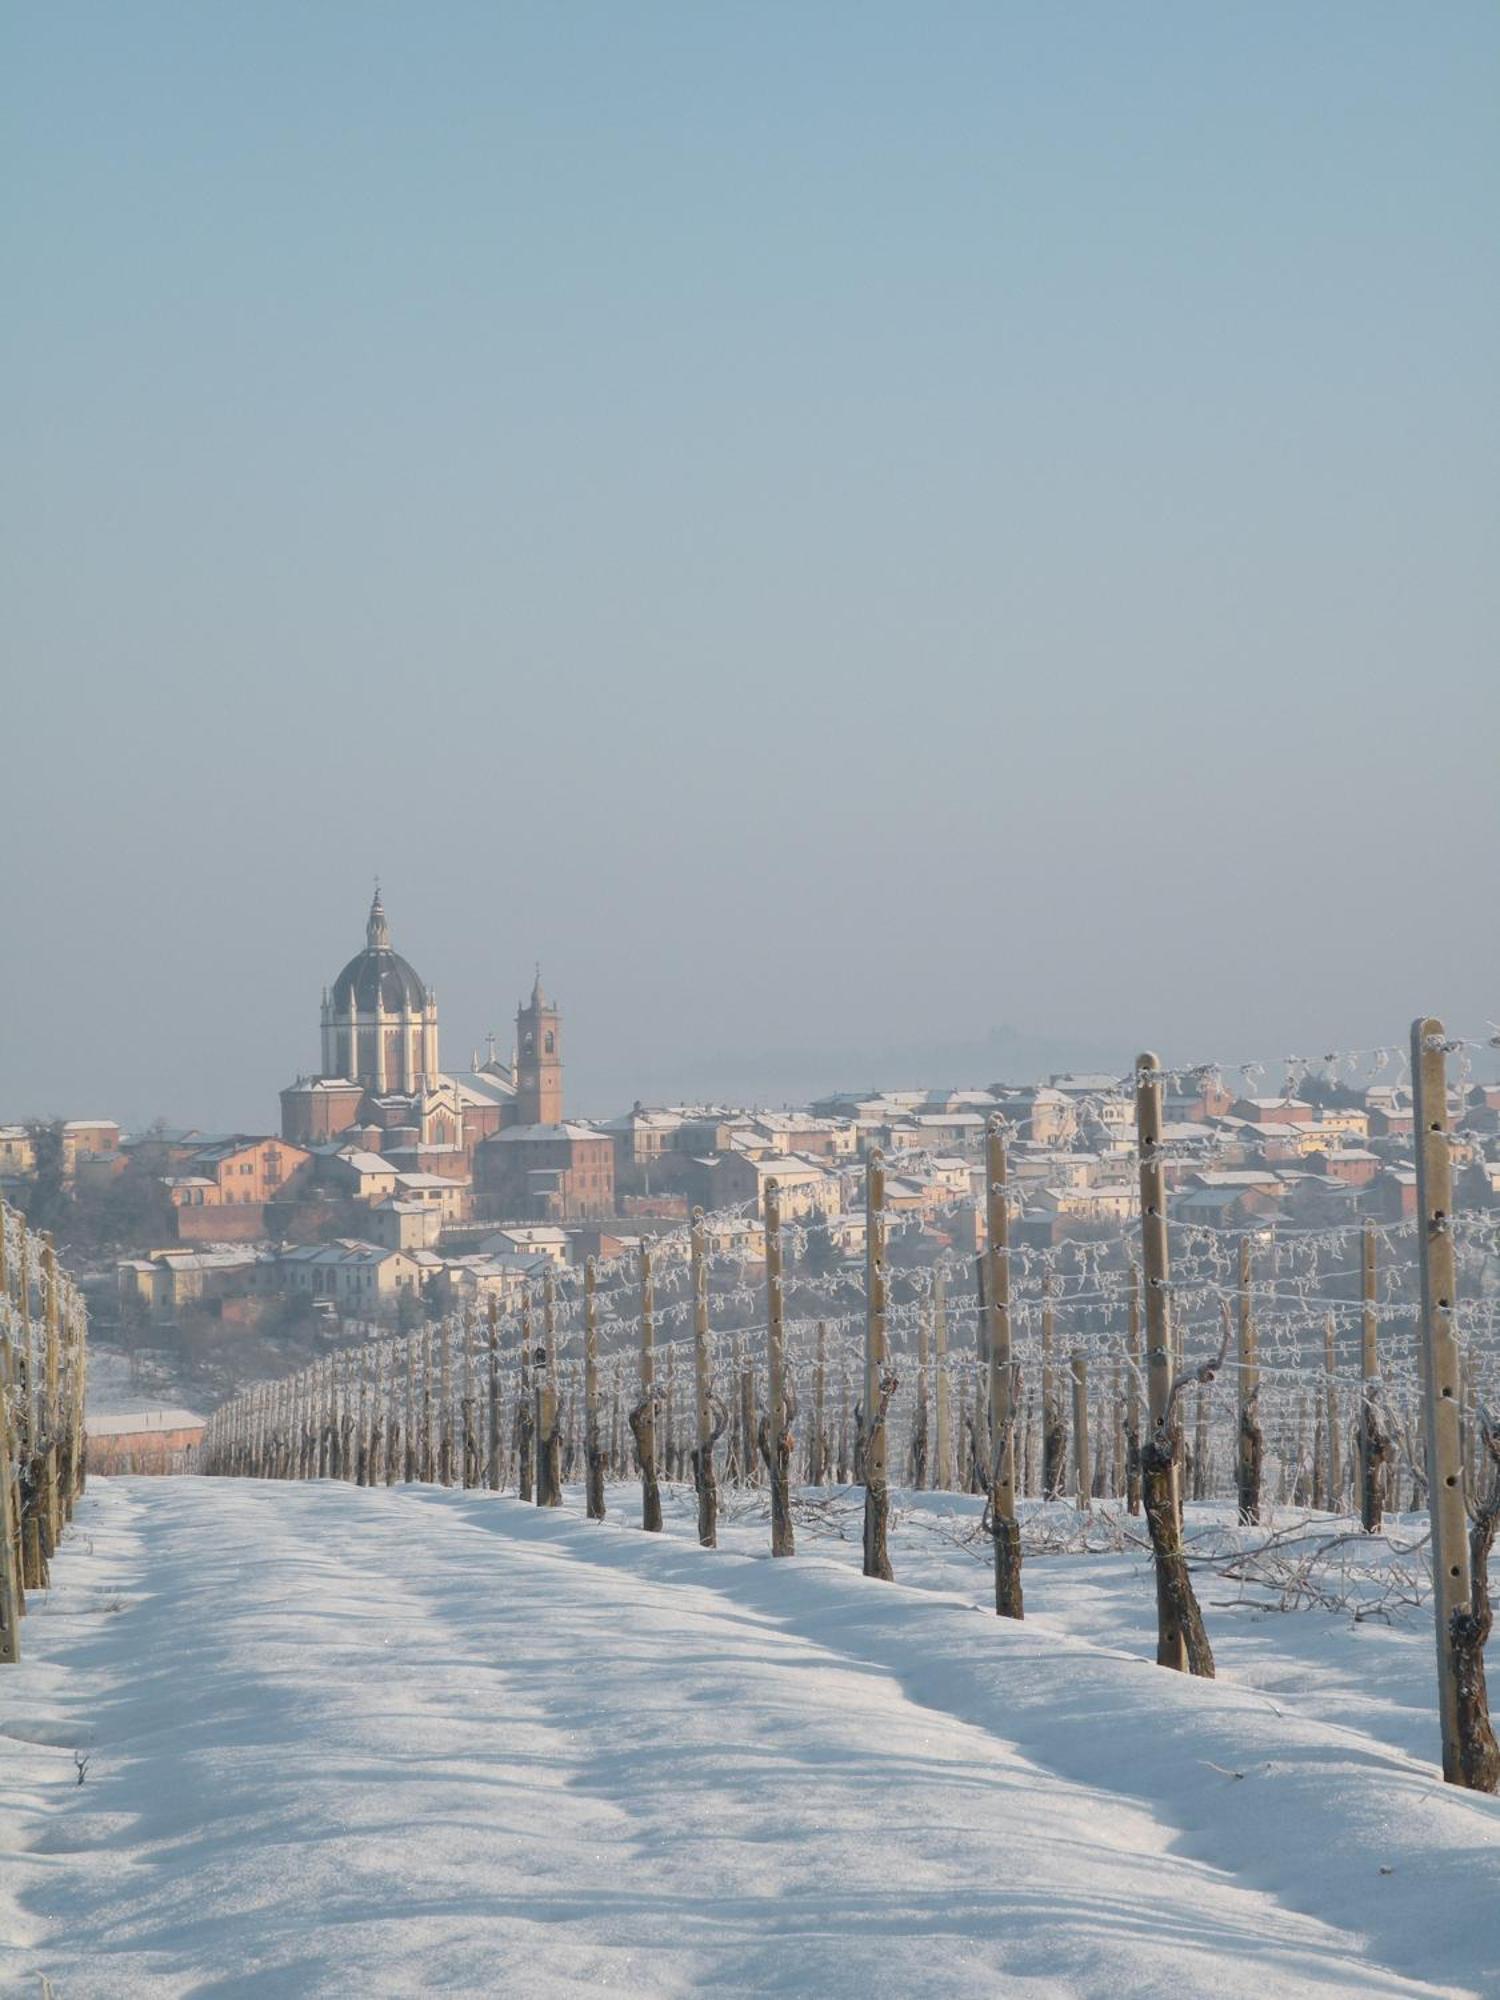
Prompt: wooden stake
<box><xmin>1071</xmin><ymin>1352</ymin><xmax>1091</xmax><ymax>1512</ymax></box>
<box><xmin>760</xmin><ymin>1180</ymin><xmax>794</xmax><ymax>1555</ymax></box>
<box><xmin>933</xmin><ymin>1268</ymin><xmax>951</xmax><ymax>1490</ymax></box>
<box><xmin>862</xmin><ymin>1150</ymin><xmax>894</xmax><ymax>1579</ymax></box>
<box><xmin>1412</xmin><ymin>1016</ymin><xmax>1497</xmax><ymax>1788</ymax></box>
<box><xmin>1136</xmin><ymin>1050</ymin><xmax>1213</xmax><ymax>1676</ymax></box>
<box><xmin>985</xmin><ymin>1119</ymin><xmax>1021</xmax><ymax>1616</ymax></box>
<box><xmin>1236</xmin><ymin>1234</ymin><xmax>1263</xmax><ymax>1524</ymax></box>
<box><xmin>631</xmin><ymin>1241</ymin><xmax>662</xmax><ymax>1530</ymax></box>
<box><xmin>1359</xmin><ymin>1222</ymin><xmax>1387</xmax><ymax>1534</ymax></box>
<box><xmin>584</xmin><ymin>1258</ymin><xmax>605</xmax><ymax>1520</ymax></box>
<box><xmin>689</xmin><ymin>1212</ymin><xmax>717</xmax><ymax>1546</ymax></box>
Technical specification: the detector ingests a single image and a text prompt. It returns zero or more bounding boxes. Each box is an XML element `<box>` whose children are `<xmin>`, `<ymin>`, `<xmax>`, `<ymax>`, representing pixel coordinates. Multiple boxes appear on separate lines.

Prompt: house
<box><xmin>175</xmin><ymin>1135</ymin><xmax>311</xmax><ymax>1206</ymax></box>
<box><xmin>704</xmin><ymin>1151</ymin><xmax>843</xmax><ymax>1222</ymax></box>
<box><xmin>0</xmin><ymin>1126</ymin><xmax>36</xmax><ymax>1183</ymax></box>
<box><xmin>473</xmin><ymin>1123</ymin><xmax>615</xmax><ymax>1222</ymax></box>
<box><xmin>1231</xmin><ymin>1097</ymin><xmax>1315</xmax><ymax>1127</ymax></box>
<box><xmin>86</xmin><ymin>1408</ymin><xmax>206</xmax><ymax>1475</ymax></box>
<box><xmin>316</xmin><ymin>1147</ymin><xmax>401</xmax><ymax>1202</ymax></box>
<box><xmin>392</xmin><ymin>1171</ymin><xmax>471</xmax><ymax>1223</ymax></box>
<box><xmin>1308</xmin><ymin>1148</ymin><xmax>1381</xmax><ymax>1189</ymax></box>
<box><xmin>274</xmin><ymin>1240</ymin><xmax>424</xmax><ymax>1310</ymax></box>
<box><xmin>118</xmin><ymin>1247</ymin><xmax>266</xmax><ymax>1319</ymax></box>
<box><xmin>368</xmin><ymin>1198</ymin><xmax>442</xmax><ymax>1251</ymax></box>
<box><xmin>476</xmin><ymin>1225</ymin><xmax>571</xmax><ymax>1267</ymax></box>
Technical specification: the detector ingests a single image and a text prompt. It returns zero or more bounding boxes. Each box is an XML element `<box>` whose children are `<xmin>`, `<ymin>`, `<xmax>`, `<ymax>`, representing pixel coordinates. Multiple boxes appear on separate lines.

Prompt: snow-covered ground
<box><xmin>4</xmin><ymin>1478</ymin><xmax>1499</xmax><ymax>1998</ymax></box>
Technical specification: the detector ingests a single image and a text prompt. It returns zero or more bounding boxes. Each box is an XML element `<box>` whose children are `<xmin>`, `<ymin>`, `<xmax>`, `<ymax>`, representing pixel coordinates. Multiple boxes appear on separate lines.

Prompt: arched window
<box><xmin>545</xmin><ymin>1032</ymin><xmax>555</xmax><ymax>1054</ymax></box>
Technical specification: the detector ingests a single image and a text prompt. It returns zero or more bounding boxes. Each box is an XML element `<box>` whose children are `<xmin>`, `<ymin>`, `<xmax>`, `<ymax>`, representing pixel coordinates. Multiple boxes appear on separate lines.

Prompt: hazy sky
<box><xmin>4</xmin><ymin>2</ymin><xmax>1497</xmax><ymax>1131</ymax></box>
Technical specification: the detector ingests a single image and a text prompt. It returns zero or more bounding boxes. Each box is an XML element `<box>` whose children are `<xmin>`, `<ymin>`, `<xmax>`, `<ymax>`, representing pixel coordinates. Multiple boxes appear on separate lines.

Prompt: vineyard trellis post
<box><xmin>1136</xmin><ymin>1050</ymin><xmax>1214</xmax><ymax>1676</ymax></box>
<box><xmin>1125</xmin><ymin>1264</ymin><xmax>1142</xmax><ymax>1515</ymax></box>
<box><xmin>536</xmin><ymin>1270</ymin><xmax>562</xmax><ymax>1506</ymax></box>
<box><xmin>1071</xmin><ymin>1352</ymin><xmax>1090</xmax><ymax>1512</ymax></box>
<box><xmin>985</xmin><ymin>1118</ymin><xmax>1021</xmax><ymax>1616</ymax></box>
<box><xmin>584</xmin><ymin>1258</ymin><xmax>605</xmax><ymax>1520</ymax></box>
<box><xmin>1359</xmin><ymin>1221</ymin><xmax>1387</xmax><ymax>1534</ymax></box>
<box><xmin>1236</xmin><ymin>1234</ymin><xmax>1262</xmax><ymax>1524</ymax></box>
<box><xmin>487</xmin><ymin>1299</ymin><xmax>502</xmax><ymax>1492</ymax></box>
<box><xmin>1323</xmin><ymin>1313</ymin><xmax>1340</xmax><ymax>1516</ymax></box>
<box><xmin>632</xmin><ymin>1240</ymin><xmax>663</xmax><ymax>1531</ymax></box>
<box><xmin>760</xmin><ymin>1180</ymin><xmax>795</xmax><ymax>1555</ymax></box>
<box><xmin>1412</xmin><ymin>1015</ymin><xmax>1499</xmax><ymax>1790</ymax></box>
<box><xmin>690</xmin><ymin>1211</ymin><xmax>718</xmax><ymax>1546</ymax></box>
<box><xmin>934</xmin><ymin>1268</ymin><xmax>951</xmax><ymax>1491</ymax></box>
<box><xmin>862</xmin><ymin>1149</ymin><xmax>894</xmax><ymax>1579</ymax></box>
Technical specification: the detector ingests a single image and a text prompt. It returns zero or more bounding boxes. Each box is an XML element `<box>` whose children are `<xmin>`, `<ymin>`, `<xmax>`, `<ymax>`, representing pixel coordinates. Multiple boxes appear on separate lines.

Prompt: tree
<box><xmin>21</xmin><ymin>1120</ymin><xmax>70</xmax><ymax>1234</ymax></box>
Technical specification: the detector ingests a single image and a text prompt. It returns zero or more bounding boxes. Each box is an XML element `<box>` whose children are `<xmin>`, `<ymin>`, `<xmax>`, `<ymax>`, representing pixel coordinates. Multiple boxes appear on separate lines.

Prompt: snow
<box><xmin>84</xmin><ymin>1410</ymin><xmax>204</xmax><ymax>1438</ymax></box>
<box><xmin>4</xmin><ymin>1480</ymin><xmax>1499</xmax><ymax>1997</ymax></box>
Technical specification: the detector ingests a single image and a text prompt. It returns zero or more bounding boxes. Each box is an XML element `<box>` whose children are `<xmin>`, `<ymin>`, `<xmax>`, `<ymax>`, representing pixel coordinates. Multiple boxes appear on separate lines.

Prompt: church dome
<box><xmin>331</xmin><ymin>889</ymin><xmax>428</xmax><ymax>1014</ymax></box>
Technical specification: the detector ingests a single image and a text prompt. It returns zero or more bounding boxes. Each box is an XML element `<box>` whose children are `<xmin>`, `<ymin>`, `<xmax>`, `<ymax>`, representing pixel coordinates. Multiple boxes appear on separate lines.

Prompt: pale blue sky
<box><xmin>3</xmin><ymin>2</ymin><xmax>1496</xmax><ymax>1128</ymax></box>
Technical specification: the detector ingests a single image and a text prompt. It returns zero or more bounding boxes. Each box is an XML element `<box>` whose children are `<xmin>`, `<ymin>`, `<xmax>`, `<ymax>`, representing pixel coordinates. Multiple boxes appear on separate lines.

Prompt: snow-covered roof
<box><xmin>489</xmin><ymin>1123</ymin><xmax>607</xmax><ymax>1144</ymax></box>
<box><xmin>87</xmin><ymin>1408</ymin><xmax>204</xmax><ymax>1437</ymax></box>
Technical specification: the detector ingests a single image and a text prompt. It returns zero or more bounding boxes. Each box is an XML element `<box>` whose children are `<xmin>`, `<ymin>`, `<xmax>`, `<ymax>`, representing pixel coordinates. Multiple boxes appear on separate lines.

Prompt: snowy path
<box><xmin>3</xmin><ymin>1481</ymin><xmax>1498</xmax><ymax>1997</ymax></box>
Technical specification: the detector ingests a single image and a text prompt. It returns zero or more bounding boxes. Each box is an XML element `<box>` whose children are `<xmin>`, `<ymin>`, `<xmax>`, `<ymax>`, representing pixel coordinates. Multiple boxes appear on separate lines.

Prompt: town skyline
<box><xmin>9</xmin><ymin>874</ymin><xmax>1494</xmax><ymax>1137</ymax></box>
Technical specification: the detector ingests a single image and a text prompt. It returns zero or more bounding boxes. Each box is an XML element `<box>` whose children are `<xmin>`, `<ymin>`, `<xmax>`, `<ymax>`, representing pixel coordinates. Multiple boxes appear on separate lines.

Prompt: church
<box><xmin>279</xmin><ymin>891</ymin><xmax>614</xmax><ymax>1219</ymax></box>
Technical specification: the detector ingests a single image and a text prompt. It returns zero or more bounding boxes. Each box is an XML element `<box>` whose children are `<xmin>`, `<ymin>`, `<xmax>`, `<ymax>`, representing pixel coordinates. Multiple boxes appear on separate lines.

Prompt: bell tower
<box><xmin>515</xmin><ymin>968</ymin><xmax>563</xmax><ymax>1126</ymax></box>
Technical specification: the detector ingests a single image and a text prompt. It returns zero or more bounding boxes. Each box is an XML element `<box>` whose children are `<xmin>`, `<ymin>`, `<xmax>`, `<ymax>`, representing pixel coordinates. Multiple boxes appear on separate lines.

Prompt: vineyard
<box><xmin>6</xmin><ymin>1024</ymin><xmax>1500</xmax><ymax>1995</ymax></box>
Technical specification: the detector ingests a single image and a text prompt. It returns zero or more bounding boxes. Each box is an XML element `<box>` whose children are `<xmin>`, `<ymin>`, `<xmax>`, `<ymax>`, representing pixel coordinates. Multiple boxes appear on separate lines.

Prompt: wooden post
<box><xmin>1236</xmin><ymin>1234</ymin><xmax>1262</xmax><ymax>1524</ymax></box>
<box><xmin>1070</xmin><ymin>1352</ymin><xmax>1091</xmax><ymax>1511</ymax></box>
<box><xmin>689</xmin><ymin>1212</ymin><xmax>717</xmax><ymax>1546</ymax></box>
<box><xmin>809</xmin><ymin>1320</ymin><xmax>827</xmax><ymax>1488</ymax></box>
<box><xmin>911</xmin><ymin>1306</ymin><xmax>930</xmax><ymax>1489</ymax></box>
<box><xmin>403</xmin><ymin>1334</ymin><xmax>417</xmax><ymax>1482</ymax></box>
<box><xmin>536</xmin><ymin>1270</ymin><xmax>562</xmax><ymax>1506</ymax></box>
<box><xmin>1041</xmin><ymin>1276</ymin><xmax>1066</xmax><ymax>1500</ymax></box>
<box><xmin>862</xmin><ymin>1150</ymin><xmax>894</xmax><ymax>1579</ymax></box>
<box><xmin>1324</xmin><ymin>1312</ymin><xmax>1340</xmax><ymax>1515</ymax></box>
<box><xmin>584</xmin><ymin>1259</ymin><xmax>605</xmax><ymax>1520</ymax></box>
<box><xmin>437</xmin><ymin>1318</ymin><xmax>454</xmax><ymax>1486</ymax></box>
<box><xmin>837</xmin><ymin>1363</ymin><xmax>851</xmax><ymax>1484</ymax></box>
<box><xmin>41</xmin><ymin>1237</ymin><xmax>61</xmax><ymax>1550</ymax></box>
<box><xmin>985</xmin><ymin>1119</ymin><xmax>1022</xmax><ymax>1616</ymax></box>
<box><xmin>739</xmin><ymin>1342</ymin><xmax>755</xmax><ymax>1487</ymax></box>
<box><xmin>933</xmin><ymin>1268</ymin><xmax>951</xmax><ymax>1490</ymax></box>
<box><xmin>486</xmin><ymin>1300</ymin><xmax>502</xmax><ymax>1491</ymax></box>
<box><xmin>1359</xmin><ymin>1221</ymin><xmax>1387</xmax><ymax>1533</ymax></box>
<box><xmin>631</xmin><ymin>1241</ymin><xmax>662</xmax><ymax>1531</ymax></box>
<box><xmin>0</xmin><ymin>1373</ymin><xmax>22</xmax><ymax>1663</ymax></box>
<box><xmin>1412</xmin><ymin>1016</ymin><xmax>1497</xmax><ymax>1788</ymax></box>
<box><xmin>516</xmin><ymin>1297</ymin><xmax>534</xmax><ymax>1502</ymax></box>
<box><xmin>760</xmin><ymin>1180</ymin><xmax>795</xmax><ymax>1555</ymax></box>
<box><xmin>1126</xmin><ymin>1266</ymin><xmax>1142</xmax><ymax>1515</ymax></box>
<box><xmin>1136</xmin><ymin>1051</ymin><xmax>1213</xmax><ymax>1676</ymax></box>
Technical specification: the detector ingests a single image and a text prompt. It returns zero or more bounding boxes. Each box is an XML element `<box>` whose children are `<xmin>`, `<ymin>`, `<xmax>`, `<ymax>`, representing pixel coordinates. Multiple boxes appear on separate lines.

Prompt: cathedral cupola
<box><xmin>320</xmin><ymin>889</ymin><xmax>440</xmax><ymax>1094</ymax></box>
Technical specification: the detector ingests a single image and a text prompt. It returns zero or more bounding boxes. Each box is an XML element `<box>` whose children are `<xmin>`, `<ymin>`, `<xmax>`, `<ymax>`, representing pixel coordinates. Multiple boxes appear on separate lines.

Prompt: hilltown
<box><xmin>4</xmin><ymin>894</ymin><xmax>1499</xmax><ymax>1343</ymax></box>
